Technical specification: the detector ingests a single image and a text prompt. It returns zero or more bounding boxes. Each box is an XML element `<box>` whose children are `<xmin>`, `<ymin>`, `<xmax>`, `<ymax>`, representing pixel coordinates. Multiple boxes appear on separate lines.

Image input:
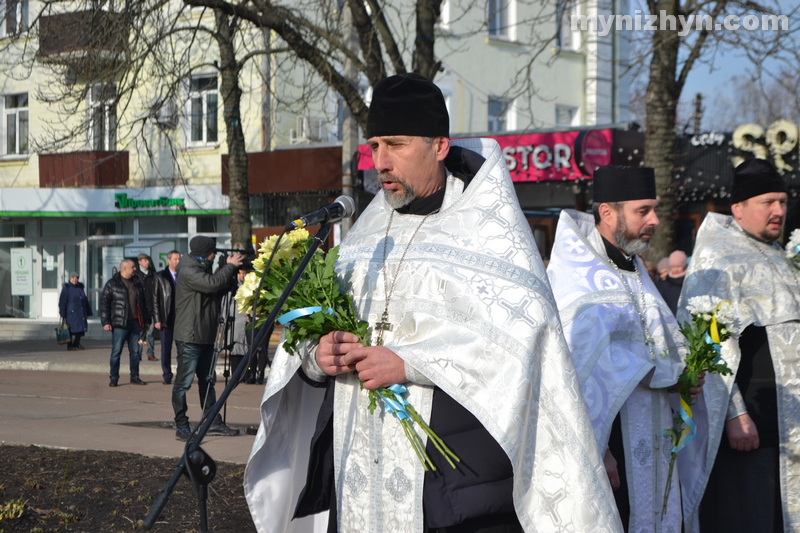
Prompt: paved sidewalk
<box><xmin>0</xmin><ymin>334</ymin><xmax>280</xmax><ymax>464</ymax></box>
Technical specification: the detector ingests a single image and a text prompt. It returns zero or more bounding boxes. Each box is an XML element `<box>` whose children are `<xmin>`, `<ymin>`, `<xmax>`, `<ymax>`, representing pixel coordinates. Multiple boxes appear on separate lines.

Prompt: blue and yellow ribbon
<box><xmin>381</xmin><ymin>384</ymin><xmax>411</xmax><ymax>421</ymax></box>
<box><xmin>277</xmin><ymin>306</ymin><xmax>334</xmax><ymax>325</ymax></box>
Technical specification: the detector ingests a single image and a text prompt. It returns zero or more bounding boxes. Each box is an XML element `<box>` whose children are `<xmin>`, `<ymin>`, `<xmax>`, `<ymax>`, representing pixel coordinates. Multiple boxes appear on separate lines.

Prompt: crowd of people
<box><xmin>57</xmin><ymin>73</ymin><xmax>798</xmax><ymax>533</ymax></box>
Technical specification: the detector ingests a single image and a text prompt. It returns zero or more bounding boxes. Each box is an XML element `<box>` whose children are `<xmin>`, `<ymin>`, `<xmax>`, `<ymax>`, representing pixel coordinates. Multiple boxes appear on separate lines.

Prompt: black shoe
<box><xmin>75</xmin><ymin>344</ymin><xmax>85</xmax><ymax>350</ymax></box>
<box><xmin>162</xmin><ymin>378</ymin><xmax>172</xmax><ymax>385</ymax></box>
<box><xmin>130</xmin><ymin>377</ymin><xmax>147</xmax><ymax>385</ymax></box>
<box><xmin>207</xmin><ymin>422</ymin><xmax>239</xmax><ymax>437</ymax></box>
<box><xmin>109</xmin><ymin>379</ymin><xmax>118</xmax><ymax>387</ymax></box>
<box><xmin>67</xmin><ymin>344</ymin><xmax>76</xmax><ymax>351</ymax></box>
<box><xmin>175</xmin><ymin>427</ymin><xmax>192</xmax><ymax>442</ymax></box>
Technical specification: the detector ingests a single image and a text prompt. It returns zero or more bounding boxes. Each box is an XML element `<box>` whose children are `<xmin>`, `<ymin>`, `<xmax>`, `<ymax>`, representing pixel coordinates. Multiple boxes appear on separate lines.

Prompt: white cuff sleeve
<box><xmin>726</xmin><ymin>384</ymin><xmax>749</xmax><ymax>420</ymax></box>
<box><xmin>300</xmin><ymin>342</ymin><xmax>328</xmax><ymax>383</ymax></box>
<box><xmin>404</xmin><ymin>362</ymin><xmax>434</xmax><ymax>386</ymax></box>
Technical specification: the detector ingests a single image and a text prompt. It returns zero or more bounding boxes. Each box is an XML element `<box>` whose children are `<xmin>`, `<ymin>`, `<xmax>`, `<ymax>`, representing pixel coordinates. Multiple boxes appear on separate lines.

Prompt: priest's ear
<box><xmin>595</xmin><ymin>202</ymin><xmax>619</xmax><ymax>227</ymax></box>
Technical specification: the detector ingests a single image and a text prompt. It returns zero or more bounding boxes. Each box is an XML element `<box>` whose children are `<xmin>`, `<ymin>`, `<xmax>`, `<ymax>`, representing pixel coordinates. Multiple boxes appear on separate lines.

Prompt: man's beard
<box><xmin>758</xmin><ymin>216</ymin><xmax>784</xmax><ymax>242</ymax></box>
<box><xmin>380</xmin><ymin>173</ymin><xmax>417</xmax><ymax>209</ymax></box>
<box><xmin>614</xmin><ymin>214</ymin><xmax>655</xmax><ymax>256</ymax></box>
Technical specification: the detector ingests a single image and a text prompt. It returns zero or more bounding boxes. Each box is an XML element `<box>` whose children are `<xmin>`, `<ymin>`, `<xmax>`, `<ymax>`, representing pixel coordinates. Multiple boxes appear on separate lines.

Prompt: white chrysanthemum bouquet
<box><xmin>662</xmin><ymin>296</ymin><xmax>735</xmax><ymax>518</ymax></box>
<box><xmin>235</xmin><ymin>229</ymin><xmax>459</xmax><ymax>470</ymax></box>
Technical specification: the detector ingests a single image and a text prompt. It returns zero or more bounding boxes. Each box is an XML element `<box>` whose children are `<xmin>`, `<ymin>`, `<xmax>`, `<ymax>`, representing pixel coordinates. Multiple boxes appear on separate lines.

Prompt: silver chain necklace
<box><xmin>373</xmin><ymin>209</ymin><xmax>434</xmax><ymax>346</ymax></box>
<box><xmin>736</xmin><ymin>224</ymin><xmax>800</xmax><ymax>302</ymax></box>
<box><xmin>607</xmin><ymin>257</ymin><xmax>658</xmax><ymax>361</ymax></box>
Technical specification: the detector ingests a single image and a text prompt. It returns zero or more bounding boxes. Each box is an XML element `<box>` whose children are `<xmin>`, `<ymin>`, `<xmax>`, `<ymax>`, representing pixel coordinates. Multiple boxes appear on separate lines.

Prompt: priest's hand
<box><xmin>689</xmin><ymin>370</ymin><xmax>706</xmax><ymax>399</ymax></box>
<box><xmin>316</xmin><ymin>331</ymin><xmax>362</xmax><ymax>376</ymax></box>
<box><xmin>603</xmin><ymin>450</ymin><xmax>620</xmax><ymax>491</ymax></box>
<box><xmin>345</xmin><ymin>345</ymin><xmax>406</xmax><ymax>390</ymax></box>
<box><xmin>726</xmin><ymin>413</ymin><xmax>760</xmax><ymax>451</ymax></box>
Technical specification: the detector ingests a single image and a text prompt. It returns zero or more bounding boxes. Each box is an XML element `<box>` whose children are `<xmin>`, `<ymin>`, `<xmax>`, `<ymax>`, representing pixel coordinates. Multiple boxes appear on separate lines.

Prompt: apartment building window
<box><xmin>487</xmin><ymin>0</ymin><xmax>509</xmax><ymax>38</ymax></box>
<box><xmin>556</xmin><ymin>104</ymin><xmax>578</xmax><ymax>126</ymax></box>
<box><xmin>1</xmin><ymin>0</ymin><xmax>28</xmax><ymax>36</ymax></box>
<box><xmin>4</xmin><ymin>93</ymin><xmax>28</xmax><ymax>155</ymax></box>
<box><xmin>488</xmin><ymin>97</ymin><xmax>511</xmax><ymax>132</ymax></box>
<box><xmin>436</xmin><ymin>0</ymin><xmax>450</xmax><ymax>29</ymax></box>
<box><xmin>89</xmin><ymin>84</ymin><xmax>117</xmax><ymax>151</ymax></box>
<box><xmin>190</xmin><ymin>76</ymin><xmax>218</xmax><ymax>144</ymax></box>
<box><xmin>556</xmin><ymin>1</ymin><xmax>580</xmax><ymax>50</ymax></box>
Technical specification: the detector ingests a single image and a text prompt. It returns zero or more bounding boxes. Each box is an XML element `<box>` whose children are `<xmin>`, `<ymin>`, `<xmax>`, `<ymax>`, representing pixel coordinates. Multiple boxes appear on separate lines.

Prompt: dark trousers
<box><xmin>700</xmin><ymin>444</ymin><xmax>783</xmax><ymax>532</ymax></box>
<box><xmin>172</xmin><ymin>341</ymin><xmax>218</xmax><ymax>429</ymax></box>
<box><xmin>159</xmin><ymin>327</ymin><xmax>174</xmax><ymax>381</ymax></box>
<box><xmin>109</xmin><ymin>320</ymin><xmax>142</xmax><ymax>381</ymax></box>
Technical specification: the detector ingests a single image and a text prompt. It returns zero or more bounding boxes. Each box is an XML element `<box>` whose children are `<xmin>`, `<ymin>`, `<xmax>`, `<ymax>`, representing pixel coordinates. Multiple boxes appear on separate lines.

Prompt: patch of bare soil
<box><xmin>0</xmin><ymin>444</ymin><xmax>256</xmax><ymax>533</ymax></box>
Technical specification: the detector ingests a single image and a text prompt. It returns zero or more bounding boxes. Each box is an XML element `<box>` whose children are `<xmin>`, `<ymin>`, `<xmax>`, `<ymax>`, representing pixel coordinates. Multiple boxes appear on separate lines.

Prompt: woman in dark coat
<box><xmin>59</xmin><ymin>272</ymin><xmax>92</xmax><ymax>350</ymax></box>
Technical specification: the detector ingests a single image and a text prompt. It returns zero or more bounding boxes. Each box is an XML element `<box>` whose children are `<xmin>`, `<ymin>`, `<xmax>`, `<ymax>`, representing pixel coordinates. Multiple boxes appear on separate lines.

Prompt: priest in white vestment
<box><xmin>243</xmin><ymin>74</ymin><xmax>621</xmax><ymax>532</ymax></box>
<box><xmin>547</xmin><ymin>166</ymin><xmax>697</xmax><ymax>532</ymax></box>
<box><xmin>679</xmin><ymin>158</ymin><xmax>800</xmax><ymax>532</ymax></box>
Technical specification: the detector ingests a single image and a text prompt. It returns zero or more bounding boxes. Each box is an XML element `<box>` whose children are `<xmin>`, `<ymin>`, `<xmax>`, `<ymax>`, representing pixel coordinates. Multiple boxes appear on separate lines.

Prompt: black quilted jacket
<box><xmin>100</xmin><ymin>273</ymin><xmax>151</xmax><ymax>328</ymax></box>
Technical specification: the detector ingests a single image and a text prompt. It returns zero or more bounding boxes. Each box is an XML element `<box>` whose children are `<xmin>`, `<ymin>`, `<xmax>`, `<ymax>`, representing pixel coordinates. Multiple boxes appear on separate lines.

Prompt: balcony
<box><xmin>37</xmin><ymin>10</ymin><xmax>129</xmax><ymax>73</ymax></box>
<box><xmin>39</xmin><ymin>151</ymin><xmax>129</xmax><ymax>188</ymax></box>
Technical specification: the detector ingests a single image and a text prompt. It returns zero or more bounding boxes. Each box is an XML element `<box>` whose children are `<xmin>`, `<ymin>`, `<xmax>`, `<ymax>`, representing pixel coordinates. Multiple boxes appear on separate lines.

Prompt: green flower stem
<box><xmin>405</xmin><ymin>404</ymin><xmax>461</xmax><ymax>469</ymax></box>
<box><xmin>661</xmin><ymin>450</ymin><xmax>677</xmax><ymax>519</ymax></box>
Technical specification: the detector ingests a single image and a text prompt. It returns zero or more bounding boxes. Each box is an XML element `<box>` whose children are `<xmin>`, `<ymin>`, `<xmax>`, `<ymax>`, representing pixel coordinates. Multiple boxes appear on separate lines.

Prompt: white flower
<box><xmin>686</xmin><ymin>295</ymin><xmax>715</xmax><ymax>315</ymax></box>
<box><xmin>786</xmin><ymin>229</ymin><xmax>800</xmax><ymax>260</ymax></box>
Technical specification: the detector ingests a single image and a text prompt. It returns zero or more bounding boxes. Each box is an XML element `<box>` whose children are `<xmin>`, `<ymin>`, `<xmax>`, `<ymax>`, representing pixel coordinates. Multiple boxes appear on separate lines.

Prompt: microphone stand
<box><xmin>143</xmin><ymin>223</ymin><xmax>333</xmax><ymax>531</ymax></box>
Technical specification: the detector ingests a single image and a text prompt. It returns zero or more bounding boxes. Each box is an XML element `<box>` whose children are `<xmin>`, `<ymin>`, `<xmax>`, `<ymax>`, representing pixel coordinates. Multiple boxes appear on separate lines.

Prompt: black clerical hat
<box><xmin>366</xmin><ymin>73</ymin><xmax>449</xmax><ymax>139</ymax></box>
<box><xmin>730</xmin><ymin>158</ymin><xmax>787</xmax><ymax>204</ymax></box>
<box><xmin>593</xmin><ymin>165</ymin><xmax>656</xmax><ymax>203</ymax></box>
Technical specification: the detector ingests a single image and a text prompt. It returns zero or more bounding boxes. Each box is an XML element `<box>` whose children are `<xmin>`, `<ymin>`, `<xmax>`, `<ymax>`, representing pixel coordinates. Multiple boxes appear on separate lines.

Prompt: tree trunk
<box><xmin>644</xmin><ymin>0</ymin><xmax>680</xmax><ymax>261</ymax></box>
<box><xmin>214</xmin><ymin>9</ymin><xmax>251</xmax><ymax>250</ymax></box>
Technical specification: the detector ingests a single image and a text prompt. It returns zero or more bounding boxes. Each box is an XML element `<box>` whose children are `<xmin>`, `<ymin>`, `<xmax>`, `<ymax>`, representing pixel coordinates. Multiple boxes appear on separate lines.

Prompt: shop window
<box><xmin>89</xmin><ymin>84</ymin><xmax>117</xmax><ymax>151</ymax></box>
<box><xmin>88</xmin><ymin>218</ymin><xmax>133</xmax><ymax>236</ymax></box>
<box><xmin>1</xmin><ymin>0</ymin><xmax>28</xmax><ymax>37</ymax></box>
<box><xmin>138</xmin><ymin>215</ymin><xmax>187</xmax><ymax>235</ymax></box>
<box><xmin>197</xmin><ymin>216</ymin><xmax>217</xmax><ymax>233</ymax></box>
<box><xmin>189</xmin><ymin>76</ymin><xmax>218</xmax><ymax>145</ymax></box>
<box><xmin>0</xmin><ymin>221</ymin><xmax>25</xmax><ymax>237</ymax></box>
<box><xmin>0</xmin><ymin>242</ymin><xmax>32</xmax><ymax>318</ymax></box>
<box><xmin>3</xmin><ymin>93</ymin><xmax>28</xmax><ymax>156</ymax></box>
<box><xmin>41</xmin><ymin>219</ymin><xmax>79</xmax><ymax>238</ymax></box>
<box><xmin>488</xmin><ymin>96</ymin><xmax>512</xmax><ymax>132</ymax></box>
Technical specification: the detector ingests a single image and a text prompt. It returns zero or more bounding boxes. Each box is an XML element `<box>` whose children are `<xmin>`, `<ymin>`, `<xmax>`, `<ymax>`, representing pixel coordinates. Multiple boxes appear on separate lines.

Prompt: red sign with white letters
<box><xmin>358</xmin><ymin>129</ymin><xmax>613</xmax><ymax>182</ymax></box>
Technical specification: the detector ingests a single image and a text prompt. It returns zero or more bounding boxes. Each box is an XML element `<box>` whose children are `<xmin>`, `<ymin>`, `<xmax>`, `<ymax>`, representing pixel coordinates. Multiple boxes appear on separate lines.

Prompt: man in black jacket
<box><xmin>172</xmin><ymin>236</ymin><xmax>242</xmax><ymax>441</ymax></box>
<box><xmin>101</xmin><ymin>258</ymin><xmax>151</xmax><ymax>387</ymax></box>
<box><xmin>152</xmin><ymin>250</ymin><xmax>180</xmax><ymax>385</ymax></box>
<box><xmin>135</xmin><ymin>253</ymin><xmax>157</xmax><ymax>361</ymax></box>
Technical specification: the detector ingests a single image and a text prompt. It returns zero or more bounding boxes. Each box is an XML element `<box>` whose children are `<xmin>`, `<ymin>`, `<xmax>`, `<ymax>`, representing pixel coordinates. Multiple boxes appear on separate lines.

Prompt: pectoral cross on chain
<box><xmin>374</xmin><ymin>311</ymin><xmax>393</xmax><ymax>346</ymax></box>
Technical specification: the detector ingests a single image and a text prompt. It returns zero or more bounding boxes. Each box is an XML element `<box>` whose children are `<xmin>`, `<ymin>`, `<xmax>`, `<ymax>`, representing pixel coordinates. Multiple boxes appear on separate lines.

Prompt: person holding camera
<box><xmin>172</xmin><ymin>236</ymin><xmax>243</xmax><ymax>441</ymax></box>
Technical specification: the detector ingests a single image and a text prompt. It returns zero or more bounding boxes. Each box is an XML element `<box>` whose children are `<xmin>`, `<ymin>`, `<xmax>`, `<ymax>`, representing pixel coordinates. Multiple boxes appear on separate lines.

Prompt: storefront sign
<box><xmin>114</xmin><ymin>193</ymin><xmax>185</xmax><ymax>210</ymax></box>
<box><xmin>10</xmin><ymin>248</ymin><xmax>33</xmax><ymax>296</ymax></box>
<box><xmin>356</xmin><ymin>129</ymin><xmax>613</xmax><ymax>183</ymax></box>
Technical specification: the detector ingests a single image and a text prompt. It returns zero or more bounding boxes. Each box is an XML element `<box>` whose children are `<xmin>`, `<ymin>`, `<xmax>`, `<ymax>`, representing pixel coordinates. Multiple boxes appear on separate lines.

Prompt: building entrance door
<box><xmin>39</xmin><ymin>241</ymin><xmax>82</xmax><ymax>319</ymax></box>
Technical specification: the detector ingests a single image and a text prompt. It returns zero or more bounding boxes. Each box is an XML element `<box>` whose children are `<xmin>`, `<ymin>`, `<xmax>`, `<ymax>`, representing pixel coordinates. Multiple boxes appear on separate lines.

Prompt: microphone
<box><xmin>288</xmin><ymin>195</ymin><xmax>355</xmax><ymax>229</ymax></box>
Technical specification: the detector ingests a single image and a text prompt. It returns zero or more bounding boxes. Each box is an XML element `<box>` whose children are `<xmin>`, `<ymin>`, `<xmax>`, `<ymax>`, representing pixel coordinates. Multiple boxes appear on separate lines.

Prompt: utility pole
<box><xmin>694</xmin><ymin>93</ymin><xmax>703</xmax><ymax>133</ymax></box>
<box><xmin>340</xmin><ymin>4</ymin><xmax>359</xmax><ymax>237</ymax></box>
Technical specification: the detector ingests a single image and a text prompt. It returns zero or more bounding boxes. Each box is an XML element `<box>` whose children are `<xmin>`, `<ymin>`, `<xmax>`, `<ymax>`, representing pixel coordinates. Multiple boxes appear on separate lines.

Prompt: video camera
<box><xmin>216</xmin><ymin>247</ymin><xmax>256</xmax><ymax>273</ymax></box>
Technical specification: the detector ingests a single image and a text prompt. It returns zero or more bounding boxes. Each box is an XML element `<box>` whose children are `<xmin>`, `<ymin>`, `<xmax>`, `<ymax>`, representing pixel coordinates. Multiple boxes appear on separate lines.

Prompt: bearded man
<box><xmin>679</xmin><ymin>158</ymin><xmax>799</xmax><ymax>532</ymax></box>
<box><xmin>547</xmin><ymin>166</ymin><xmax>701</xmax><ymax>532</ymax></box>
<box><xmin>244</xmin><ymin>73</ymin><xmax>620</xmax><ymax>532</ymax></box>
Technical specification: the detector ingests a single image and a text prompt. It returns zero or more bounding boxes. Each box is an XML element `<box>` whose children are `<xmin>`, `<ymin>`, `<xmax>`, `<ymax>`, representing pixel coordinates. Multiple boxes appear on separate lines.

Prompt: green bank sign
<box><xmin>115</xmin><ymin>193</ymin><xmax>186</xmax><ymax>210</ymax></box>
